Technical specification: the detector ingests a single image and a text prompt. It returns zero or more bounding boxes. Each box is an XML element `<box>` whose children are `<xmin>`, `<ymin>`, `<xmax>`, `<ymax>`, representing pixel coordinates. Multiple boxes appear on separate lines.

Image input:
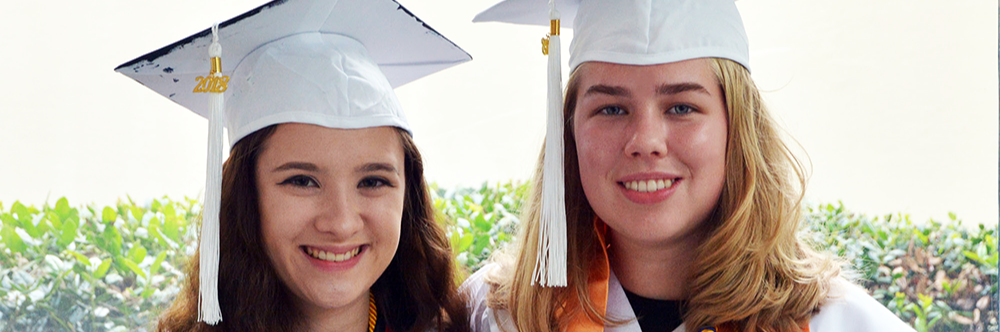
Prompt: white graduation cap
<box><xmin>116</xmin><ymin>0</ymin><xmax>470</xmax><ymax>324</ymax></box>
<box><xmin>473</xmin><ymin>0</ymin><xmax>750</xmax><ymax>288</ymax></box>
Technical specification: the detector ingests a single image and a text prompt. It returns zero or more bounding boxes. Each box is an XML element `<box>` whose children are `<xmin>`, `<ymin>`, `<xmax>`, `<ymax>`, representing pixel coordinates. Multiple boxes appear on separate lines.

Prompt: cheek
<box><xmin>674</xmin><ymin>117</ymin><xmax>728</xmax><ymax>190</ymax></box>
<box><xmin>574</xmin><ymin>121</ymin><xmax>619</xmax><ymax>187</ymax></box>
<box><xmin>367</xmin><ymin>190</ymin><xmax>404</xmax><ymax>251</ymax></box>
<box><xmin>257</xmin><ymin>187</ymin><xmax>304</xmax><ymax>255</ymax></box>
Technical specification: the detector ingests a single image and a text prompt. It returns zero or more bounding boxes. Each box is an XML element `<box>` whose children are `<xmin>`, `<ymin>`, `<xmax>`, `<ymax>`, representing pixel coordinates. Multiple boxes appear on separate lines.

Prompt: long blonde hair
<box><xmin>484</xmin><ymin>58</ymin><xmax>840</xmax><ymax>332</ymax></box>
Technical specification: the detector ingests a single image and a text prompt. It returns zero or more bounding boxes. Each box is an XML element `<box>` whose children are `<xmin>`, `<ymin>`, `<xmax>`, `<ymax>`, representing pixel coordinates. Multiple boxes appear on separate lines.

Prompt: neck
<box><xmin>608</xmin><ymin>229</ymin><xmax>705</xmax><ymax>300</ymax></box>
<box><xmin>300</xmin><ymin>291</ymin><xmax>371</xmax><ymax>332</ymax></box>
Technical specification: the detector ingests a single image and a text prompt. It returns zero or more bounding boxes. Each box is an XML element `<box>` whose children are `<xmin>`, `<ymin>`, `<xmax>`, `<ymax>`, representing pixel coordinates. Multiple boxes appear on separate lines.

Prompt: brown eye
<box><xmin>280</xmin><ymin>175</ymin><xmax>319</xmax><ymax>188</ymax></box>
<box><xmin>358</xmin><ymin>177</ymin><xmax>391</xmax><ymax>189</ymax></box>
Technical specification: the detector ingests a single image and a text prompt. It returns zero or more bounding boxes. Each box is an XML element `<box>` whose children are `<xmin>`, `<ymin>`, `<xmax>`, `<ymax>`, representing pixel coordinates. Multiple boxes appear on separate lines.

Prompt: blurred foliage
<box><xmin>433</xmin><ymin>182</ymin><xmax>528</xmax><ymax>275</ymax></box>
<box><xmin>0</xmin><ymin>184</ymin><xmax>996</xmax><ymax>331</ymax></box>
<box><xmin>1</xmin><ymin>196</ymin><xmax>199</xmax><ymax>331</ymax></box>
<box><xmin>805</xmin><ymin>202</ymin><xmax>998</xmax><ymax>332</ymax></box>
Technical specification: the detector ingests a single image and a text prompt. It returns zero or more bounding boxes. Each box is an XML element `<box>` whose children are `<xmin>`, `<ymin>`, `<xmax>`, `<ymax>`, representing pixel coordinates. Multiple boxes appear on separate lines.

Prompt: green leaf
<box><xmin>94</xmin><ymin>259</ymin><xmax>112</xmax><ymax>278</ymax></box>
<box><xmin>123</xmin><ymin>259</ymin><xmax>147</xmax><ymax>279</ymax></box>
<box><xmin>150</xmin><ymin>251</ymin><xmax>167</xmax><ymax>277</ymax></box>
<box><xmin>55</xmin><ymin>197</ymin><xmax>71</xmax><ymax>220</ymax></box>
<box><xmin>21</xmin><ymin>216</ymin><xmax>43</xmax><ymax>240</ymax></box>
<box><xmin>128</xmin><ymin>244</ymin><xmax>147</xmax><ymax>264</ymax></box>
<box><xmin>57</xmin><ymin>218</ymin><xmax>78</xmax><ymax>247</ymax></box>
<box><xmin>917</xmin><ymin>293</ymin><xmax>933</xmax><ymax>309</ymax></box>
<box><xmin>102</xmin><ymin>207</ymin><xmax>117</xmax><ymax>224</ymax></box>
<box><xmin>473</xmin><ymin>237</ymin><xmax>488</xmax><ymax>256</ymax></box>
<box><xmin>948</xmin><ymin>212</ymin><xmax>957</xmax><ymax>221</ymax></box>
<box><xmin>458</xmin><ymin>233</ymin><xmax>474</xmax><ymax>252</ymax></box>
<box><xmin>148</xmin><ymin>216</ymin><xmax>161</xmax><ymax>230</ymax></box>
<box><xmin>1</xmin><ymin>213</ymin><xmax>14</xmax><ymax>227</ymax></box>
<box><xmin>474</xmin><ymin>213</ymin><xmax>491</xmax><ymax>233</ymax></box>
<box><xmin>67</xmin><ymin>250</ymin><xmax>91</xmax><ymax>267</ymax></box>
<box><xmin>130</xmin><ymin>206</ymin><xmax>144</xmax><ymax>223</ymax></box>
<box><xmin>163</xmin><ymin>203</ymin><xmax>176</xmax><ymax>219</ymax></box>
<box><xmin>913</xmin><ymin>229</ymin><xmax>928</xmax><ymax>245</ymax></box>
<box><xmin>151</xmin><ymin>227</ymin><xmax>171</xmax><ymax>248</ymax></box>
<box><xmin>12</xmin><ymin>202</ymin><xmax>29</xmax><ymax>224</ymax></box>
<box><xmin>163</xmin><ymin>214</ymin><xmax>180</xmax><ymax>242</ymax></box>
<box><xmin>102</xmin><ymin>226</ymin><xmax>123</xmax><ymax>256</ymax></box>
<box><xmin>1</xmin><ymin>225</ymin><xmax>26</xmax><ymax>254</ymax></box>
<box><xmin>141</xmin><ymin>286</ymin><xmax>156</xmax><ymax>299</ymax></box>
<box><xmin>449</xmin><ymin>229</ymin><xmax>460</xmax><ymax>252</ymax></box>
<box><xmin>46</xmin><ymin>211</ymin><xmax>62</xmax><ymax>229</ymax></box>
<box><xmin>963</xmin><ymin>251</ymin><xmax>984</xmax><ymax>264</ymax></box>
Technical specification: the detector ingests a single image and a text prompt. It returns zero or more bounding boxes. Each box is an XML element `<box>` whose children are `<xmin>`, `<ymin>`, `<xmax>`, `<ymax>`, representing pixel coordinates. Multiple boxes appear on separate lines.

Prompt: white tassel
<box><xmin>532</xmin><ymin>3</ymin><xmax>567</xmax><ymax>287</ymax></box>
<box><xmin>198</xmin><ymin>23</ymin><xmax>224</xmax><ymax>325</ymax></box>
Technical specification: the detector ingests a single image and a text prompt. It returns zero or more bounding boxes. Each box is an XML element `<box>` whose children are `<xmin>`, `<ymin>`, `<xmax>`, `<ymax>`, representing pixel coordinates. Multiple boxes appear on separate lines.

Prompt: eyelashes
<box><xmin>598</xmin><ymin>105</ymin><xmax>627</xmax><ymax>116</ymax></box>
<box><xmin>357</xmin><ymin>176</ymin><xmax>393</xmax><ymax>189</ymax></box>
<box><xmin>279</xmin><ymin>175</ymin><xmax>319</xmax><ymax>188</ymax></box>
<box><xmin>668</xmin><ymin>104</ymin><xmax>695</xmax><ymax>115</ymax></box>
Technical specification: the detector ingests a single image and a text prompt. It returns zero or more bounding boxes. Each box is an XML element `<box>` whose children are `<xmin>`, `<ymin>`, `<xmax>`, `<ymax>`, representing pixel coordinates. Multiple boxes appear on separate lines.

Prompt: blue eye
<box><xmin>598</xmin><ymin>106</ymin><xmax>627</xmax><ymax>116</ymax></box>
<box><xmin>280</xmin><ymin>175</ymin><xmax>319</xmax><ymax>188</ymax></box>
<box><xmin>668</xmin><ymin>104</ymin><xmax>695</xmax><ymax>115</ymax></box>
<box><xmin>358</xmin><ymin>177</ymin><xmax>392</xmax><ymax>189</ymax></box>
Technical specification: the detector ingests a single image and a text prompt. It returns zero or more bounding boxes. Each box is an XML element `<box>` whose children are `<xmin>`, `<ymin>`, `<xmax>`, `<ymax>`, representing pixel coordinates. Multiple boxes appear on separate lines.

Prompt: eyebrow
<box><xmin>583</xmin><ymin>82</ymin><xmax>710</xmax><ymax>98</ymax></box>
<box><xmin>272</xmin><ymin>162</ymin><xmax>399</xmax><ymax>174</ymax></box>
<box><xmin>272</xmin><ymin>162</ymin><xmax>319</xmax><ymax>172</ymax></box>
<box><xmin>356</xmin><ymin>163</ymin><xmax>399</xmax><ymax>174</ymax></box>
<box><xmin>658</xmin><ymin>83</ymin><xmax>710</xmax><ymax>95</ymax></box>
<box><xmin>584</xmin><ymin>84</ymin><xmax>631</xmax><ymax>97</ymax></box>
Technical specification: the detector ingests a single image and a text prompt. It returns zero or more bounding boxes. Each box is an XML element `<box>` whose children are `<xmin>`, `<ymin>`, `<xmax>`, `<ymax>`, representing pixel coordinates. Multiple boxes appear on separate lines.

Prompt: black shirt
<box><xmin>622</xmin><ymin>288</ymin><xmax>685</xmax><ymax>332</ymax></box>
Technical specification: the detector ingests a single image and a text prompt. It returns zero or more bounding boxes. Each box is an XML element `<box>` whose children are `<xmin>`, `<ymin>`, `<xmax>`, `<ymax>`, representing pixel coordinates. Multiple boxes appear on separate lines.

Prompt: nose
<box><xmin>313</xmin><ymin>188</ymin><xmax>363</xmax><ymax>239</ymax></box>
<box><xmin>623</xmin><ymin>107</ymin><xmax>668</xmax><ymax>158</ymax></box>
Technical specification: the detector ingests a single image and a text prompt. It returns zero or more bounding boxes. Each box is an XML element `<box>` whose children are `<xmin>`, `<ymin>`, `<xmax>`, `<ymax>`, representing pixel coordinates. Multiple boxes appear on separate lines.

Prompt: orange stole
<box><xmin>562</xmin><ymin>220</ymin><xmax>611</xmax><ymax>332</ymax></box>
<box><xmin>562</xmin><ymin>220</ymin><xmax>810</xmax><ymax>332</ymax></box>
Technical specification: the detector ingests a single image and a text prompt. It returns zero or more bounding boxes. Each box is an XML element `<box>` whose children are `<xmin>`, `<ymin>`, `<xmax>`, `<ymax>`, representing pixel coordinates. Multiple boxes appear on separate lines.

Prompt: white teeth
<box><xmin>306</xmin><ymin>247</ymin><xmax>361</xmax><ymax>262</ymax></box>
<box><xmin>624</xmin><ymin>179</ymin><xmax>675</xmax><ymax>192</ymax></box>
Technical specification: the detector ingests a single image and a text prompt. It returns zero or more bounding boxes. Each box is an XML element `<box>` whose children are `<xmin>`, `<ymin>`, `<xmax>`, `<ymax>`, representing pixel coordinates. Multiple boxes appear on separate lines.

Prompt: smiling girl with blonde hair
<box><xmin>463</xmin><ymin>1</ymin><xmax>914</xmax><ymax>331</ymax></box>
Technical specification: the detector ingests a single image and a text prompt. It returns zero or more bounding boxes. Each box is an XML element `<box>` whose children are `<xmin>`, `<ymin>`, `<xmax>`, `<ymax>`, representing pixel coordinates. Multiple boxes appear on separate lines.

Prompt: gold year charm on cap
<box><xmin>193</xmin><ymin>56</ymin><xmax>230</xmax><ymax>93</ymax></box>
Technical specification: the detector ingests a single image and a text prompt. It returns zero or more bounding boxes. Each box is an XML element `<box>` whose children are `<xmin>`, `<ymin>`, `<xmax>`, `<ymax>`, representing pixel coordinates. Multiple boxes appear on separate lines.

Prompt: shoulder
<box><xmin>461</xmin><ymin>264</ymin><xmax>495</xmax><ymax>308</ymax></box>
<box><xmin>460</xmin><ymin>264</ymin><xmax>517</xmax><ymax>332</ymax></box>
<box><xmin>810</xmin><ymin>278</ymin><xmax>915</xmax><ymax>332</ymax></box>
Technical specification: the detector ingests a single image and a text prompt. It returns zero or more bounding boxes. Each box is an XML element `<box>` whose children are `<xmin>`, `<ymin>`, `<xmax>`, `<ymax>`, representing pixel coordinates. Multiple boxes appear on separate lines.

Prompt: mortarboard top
<box><xmin>116</xmin><ymin>0</ymin><xmax>472</xmax><ymax>144</ymax></box>
<box><xmin>474</xmin><ymin>0</ymin><xmax>749</xmax><ymax>72</ymax></box>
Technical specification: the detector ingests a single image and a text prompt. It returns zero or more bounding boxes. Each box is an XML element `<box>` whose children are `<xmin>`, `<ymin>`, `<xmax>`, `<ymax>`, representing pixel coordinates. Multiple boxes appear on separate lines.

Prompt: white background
<box><xmin>0</xmin><ymin>0</ymin><xmax>997</xmax><ymax>226</ymax></box>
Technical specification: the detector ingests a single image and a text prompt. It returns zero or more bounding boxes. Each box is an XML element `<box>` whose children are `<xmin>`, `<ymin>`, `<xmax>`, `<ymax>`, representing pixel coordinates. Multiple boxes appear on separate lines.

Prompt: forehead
<box><xmin>258</xmin><ymin>123</ymin><xmax>404</xmax><ymax>168</ymax></box>
<box><xmin>576</xmin><ymin>58</ymin><xmax>718</xmax><ymax>88</ymax></box>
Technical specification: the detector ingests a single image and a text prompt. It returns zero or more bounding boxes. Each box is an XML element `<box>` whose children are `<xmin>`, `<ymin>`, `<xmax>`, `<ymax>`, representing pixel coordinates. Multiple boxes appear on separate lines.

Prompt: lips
<box><xmin>622</xmin><ymin>178</ymin><xmax>675</xmax><ymax>192</ymax></box>
<box><xmin>303</xmin><ymin>246</ymin><xmax>362</xmax><ymax>262</ymax></box>
<box><xmin>615</xmin><ymin>173</ymin><xmax>681</xmax><ymax>204</ymax></box>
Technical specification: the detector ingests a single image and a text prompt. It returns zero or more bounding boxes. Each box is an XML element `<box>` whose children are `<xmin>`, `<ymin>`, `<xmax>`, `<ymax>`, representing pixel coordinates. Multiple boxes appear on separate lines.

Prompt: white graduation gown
<box><xmin>462</xmin><ymin>265</ymin><xmax>915</xmax><ymax>332</ymax></box>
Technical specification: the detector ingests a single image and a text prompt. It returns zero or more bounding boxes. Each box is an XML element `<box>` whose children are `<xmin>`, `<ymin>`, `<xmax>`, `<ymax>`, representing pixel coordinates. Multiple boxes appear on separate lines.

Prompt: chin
<box><xmin>614</xmin><ymin>213</ymin><xmax>698</xmax><ymax>240</ymax></box>
<box><xmin>301</xmin><ymin>283</ymin><xmax>366</xmax><ymax>309</ymax></box>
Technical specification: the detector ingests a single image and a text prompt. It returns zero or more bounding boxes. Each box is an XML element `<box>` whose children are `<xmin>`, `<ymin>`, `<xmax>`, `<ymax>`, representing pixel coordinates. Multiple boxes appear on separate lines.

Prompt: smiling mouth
<box><xmin>303</xmin><ymin>246</ymin><xmax>362</xmax><ymax>262</ymax></box>
<box><xmin>619</xmin><ymin>178</ymin><xmax>678</xmax><ymax>193</ymax></box>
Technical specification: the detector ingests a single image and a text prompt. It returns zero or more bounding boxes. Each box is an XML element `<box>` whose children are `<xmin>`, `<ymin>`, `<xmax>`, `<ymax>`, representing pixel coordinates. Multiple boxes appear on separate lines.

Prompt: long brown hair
<box><xmin>486</xmin><ymin>58</ymin><xmax>840</xmax><ymax>332</ymax></box>
<box><xmin>157</xmin><ymin>124</ymin><xmax>470</xmax><ymax>332</ymax></box>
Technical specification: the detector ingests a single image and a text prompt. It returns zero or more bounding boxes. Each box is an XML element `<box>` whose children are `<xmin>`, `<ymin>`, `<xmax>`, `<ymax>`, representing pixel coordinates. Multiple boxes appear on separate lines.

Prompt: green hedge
<box><xmin>1</xmin><ymin>183</ymin><xmax>996</xmax><ymax>332</ymax></box>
